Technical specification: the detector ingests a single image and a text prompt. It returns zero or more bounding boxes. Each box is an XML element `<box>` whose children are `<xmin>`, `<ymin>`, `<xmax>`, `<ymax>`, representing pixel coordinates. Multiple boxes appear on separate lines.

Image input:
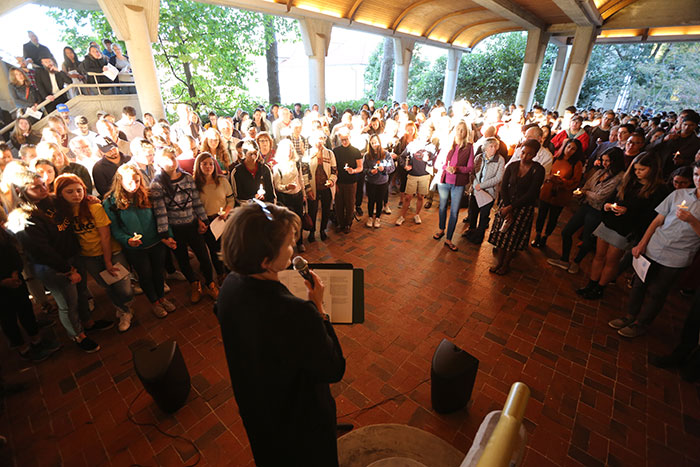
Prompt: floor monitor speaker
<box><xmin>133</xmin><ymin>340</ymin><xmax>190</xmax><ymax>413</ymax></box>
<box><xmin>430</xmin><ymin>338</ymin><xmax>479</xmax><ymax>414</ymax></box>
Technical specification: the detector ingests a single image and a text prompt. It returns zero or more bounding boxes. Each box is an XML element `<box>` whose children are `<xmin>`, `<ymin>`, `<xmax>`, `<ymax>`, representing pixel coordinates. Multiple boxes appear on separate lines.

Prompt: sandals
<box><xmin>433</xmin><ymin>231</ymin><xmax>445</xmax><ymax>240</ymax></box>
<box><xmin>445</xmin><ymin>241</ymin><xmax>458</xmax><ymax>252</ymax></box>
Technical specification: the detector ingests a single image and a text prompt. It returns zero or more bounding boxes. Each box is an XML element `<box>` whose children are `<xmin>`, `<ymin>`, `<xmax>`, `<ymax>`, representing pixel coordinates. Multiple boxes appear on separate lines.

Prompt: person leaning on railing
<box><xmin>82</xmin><ymin>45</ymin><xmax>114</xmax><ymax>95</ymax></box>
<box><xmin>10</xmin><ymin>117</ymin><xmax>40</xmax><ymax>152</ymax></box>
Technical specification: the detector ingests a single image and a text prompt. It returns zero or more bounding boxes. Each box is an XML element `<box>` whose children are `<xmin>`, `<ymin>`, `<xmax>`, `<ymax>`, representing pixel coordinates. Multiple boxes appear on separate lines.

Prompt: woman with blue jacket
<box><xmin>103</xmin><ymin>164</ymin><xmax>176</xmax><ymax>319</ymax></box>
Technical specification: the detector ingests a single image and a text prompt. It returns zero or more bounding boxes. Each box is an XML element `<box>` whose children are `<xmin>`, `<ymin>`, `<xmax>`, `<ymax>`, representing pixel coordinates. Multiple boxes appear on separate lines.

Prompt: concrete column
<box><xmin>393</xmin><ymin>37</ymin><xmax>415</xmax><ymax>103</ymax></box>
<box><xmin>557</xmin><ymin>26</ymin><xmax>596</xmax><ymax>114</ymax></box>
<box><xmin>514</xmin><ymin>28</ymin><xmax>550</xmax><ymax>110</ymax></box>
<box><xmin>299</xmin><ymin>18</ymin><xmax>332</xmax><ymax>110</ymax></box>
<box><xmin>123</xmin><ymin>6</ymin><xmax>165</xmax><ymax>120</ymax></box>
<box><xmin>0</xmin><ymin>61</ymin><xmax>14</xmax><ymax>111</ymax></box>
<box><xmin>97</xmin><ymin>0</ymin><xmax>165</xmax><ymax>119</ymax></box>
<box><xmin>442</xmin><ymin>49</ymin><xmax>463</xmax><ymax>108</ymax></box>
<box><xmin>543</xmin><ymin>44</ymin><xmax>568</xmax><ymax>110</ymax></box>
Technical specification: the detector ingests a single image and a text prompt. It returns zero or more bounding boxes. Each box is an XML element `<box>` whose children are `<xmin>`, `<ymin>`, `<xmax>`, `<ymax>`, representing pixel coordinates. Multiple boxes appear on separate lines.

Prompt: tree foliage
<box><xmin>363</xmin><ymin>44</ymin><xmax>432</xmax><ymax>102</ymax></box>
<box><xmin>47</xmin><ymin>1</ymin><xmax>298</xmax><ymax>113</ymax></box>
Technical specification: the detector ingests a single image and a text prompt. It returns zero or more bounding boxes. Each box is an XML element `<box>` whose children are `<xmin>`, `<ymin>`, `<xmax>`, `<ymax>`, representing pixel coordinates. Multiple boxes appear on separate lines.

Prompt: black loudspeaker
<box><xmin>133</xmin><ymin>340</ymin><xmax>191</xmax><ymax>413</ymax></box>
<box><xmin>431</xmin><ymin>338</ymin><xmax>479</xmax><ymax>414</ymax></box>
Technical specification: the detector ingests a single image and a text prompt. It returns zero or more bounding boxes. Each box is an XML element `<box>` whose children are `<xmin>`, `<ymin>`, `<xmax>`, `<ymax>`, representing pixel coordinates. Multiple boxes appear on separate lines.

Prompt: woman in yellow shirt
<box><xmin>54</xmin><ymin>174</ymin><xmax>135</xmax><ymax>332</ymax></box>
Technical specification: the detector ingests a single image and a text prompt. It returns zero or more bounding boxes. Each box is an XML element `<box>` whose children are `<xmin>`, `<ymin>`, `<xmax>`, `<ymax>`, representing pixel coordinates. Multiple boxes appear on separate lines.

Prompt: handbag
<box><xmin>301</xmin><ymin>201</ymin><xmax>314</xmax><ymax>231</ymax></box>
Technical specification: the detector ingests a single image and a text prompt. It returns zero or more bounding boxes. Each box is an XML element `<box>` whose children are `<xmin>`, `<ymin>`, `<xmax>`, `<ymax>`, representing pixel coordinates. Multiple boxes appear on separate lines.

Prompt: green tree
<box><xmin>363</xmin><ymin>43</ymin><xmax>431</xmax><ymax>102</ymax></box>
<box><xmin>47</xmin><ymin>1</ymin><xmax>297</xmax><ymax>112</ymax></box>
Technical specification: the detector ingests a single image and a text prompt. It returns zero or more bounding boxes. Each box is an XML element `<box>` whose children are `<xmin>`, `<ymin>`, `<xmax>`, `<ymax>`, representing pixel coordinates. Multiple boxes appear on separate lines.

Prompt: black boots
<box><xmin>531</xmin><ymin>234</ymin><xmax>547</xmax><ymax>248</ymax></box>
<box><xmin>576</xmin><ymin>280</ymin><xmax>604</xmax><ymax>300</ymax></box>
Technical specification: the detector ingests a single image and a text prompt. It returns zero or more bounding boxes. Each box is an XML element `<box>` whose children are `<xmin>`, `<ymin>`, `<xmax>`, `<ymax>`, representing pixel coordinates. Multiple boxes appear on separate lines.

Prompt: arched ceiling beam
<box><xmin>599</xmin><ymin>0</ymin><xmax>639</xmax><ymax>20</ymax></box>
<box><xmin>391</xmin><ymin>0</ymin><xmax>438</xmax><ymax>31</ymax></box>
<box><xmin>551</xmin><ymin>0</ymin><xmax>602</xmax><ymax>26</ymax></box>
<box><xmin>346</xmin><ymin>0</ymin><xmax>366</xmax><ymax>21</ymax></box>
<box><xmin>470</xmin><ymin>0</ymin><xmax>545</xmax><ymax>30</ymax></box>
<box><xmin>469</xmin><ymin>27</ymin><xmax>522</xmax><ymax>48</ymax></box>
<box><xmin>424</xmin><ymin>7</ymin><xmax>488</xmax><ymax>37</ymax></box>
<box><xmin>449</xmin><ymin>19</ymin><xmax>509</xmax><ymax>44</ymax></box>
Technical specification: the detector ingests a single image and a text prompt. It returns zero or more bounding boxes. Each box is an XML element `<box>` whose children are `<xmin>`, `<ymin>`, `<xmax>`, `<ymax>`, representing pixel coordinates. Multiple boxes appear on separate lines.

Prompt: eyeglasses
<box><xmin>250</xmin><ymin>197</ymin><xmax>273</xmax><ymax>221</ymax></box>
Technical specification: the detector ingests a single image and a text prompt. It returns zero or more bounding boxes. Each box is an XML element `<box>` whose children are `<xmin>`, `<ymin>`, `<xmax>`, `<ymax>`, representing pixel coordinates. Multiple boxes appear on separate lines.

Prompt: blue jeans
<box><xmin>30</xmin><ymin>263</ymin><xmax>86</xmax><ymax>338</ymax></box>
<box><xmin>437</xmin><ymin>183</ymin><xmax>466</xmax><ymax>241</ymax></box>
<box><xmin>78</xmin><ymin>251</ymin><xmax>134</xmax><ymax>314</ymax></box>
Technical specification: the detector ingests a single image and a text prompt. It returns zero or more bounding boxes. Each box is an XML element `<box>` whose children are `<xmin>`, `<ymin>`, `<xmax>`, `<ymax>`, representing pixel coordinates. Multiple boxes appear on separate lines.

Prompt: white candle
<box><xmin>131</xmin><ymin>232</ymin><xmax>142</xmax><ymax>241</ymax></box>
<box><xmin>678</xmin><ymin>200</ymin><xmax>689</xmax><ymax>209</ymax></box>
<box><xmin>257</xmin><ymin>184</ymin><xmax>266</xmax><ymax>196</ymax></box>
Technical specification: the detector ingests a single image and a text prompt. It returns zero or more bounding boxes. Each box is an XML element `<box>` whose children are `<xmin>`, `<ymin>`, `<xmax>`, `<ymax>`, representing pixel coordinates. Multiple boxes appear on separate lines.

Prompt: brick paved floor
<box><xmin>1</xmin><ymin>194</ymin><xmax>699</xmax><ymax>466</ymax></box>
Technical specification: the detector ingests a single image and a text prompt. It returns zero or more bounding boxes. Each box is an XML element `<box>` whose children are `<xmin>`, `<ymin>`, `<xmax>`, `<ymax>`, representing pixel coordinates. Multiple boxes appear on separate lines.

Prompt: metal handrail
<box><xmin>476</xmin><ymin>382</ymin><xmax>530</xmax><ymax>467</ymax></box>
<box><xmin>1</xmin><ymin>81</ymin><xmax>137</xmax><ymax>136</ymax></box>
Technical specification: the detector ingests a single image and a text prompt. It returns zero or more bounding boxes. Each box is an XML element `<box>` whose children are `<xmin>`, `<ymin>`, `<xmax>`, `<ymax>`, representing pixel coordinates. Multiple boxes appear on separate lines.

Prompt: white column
<box><xmin>393</xmin><ymin>37</ymin><xmax>415</xmax><ymax>103</ymax></box>
<box><xmin>0</xmin><ymin>61</ymin><xmax>14</xmax><ymax>112</ymax></box>
<box><xmin>442</xmin><ymin>49</ymin><xmax>463</xmax><ymax>108</ymax></box>
<box><xmin>97</xmin><ymin>0</ymin><xmax>165</xmax><ymax>120</ymax></box>
<box><xmin>123</xmin><ymin>5</ymin><xmax>165</xmax><ymax>120</ymax></box>
<box><xmin>557</xmin><ymin>26</ymin><xmax>596</xmax><ymax>114</ymax></box>
<box><xmin>543</xmin><ymin>44</ymin><xmax>568</xmax><ymax>110</ymax></box>
<box><xmin>514</xmin><ymin>28</ymin><xmax>550</xmax><ymax>110</ymax></box>
<box><xmin>299</xmin><ymin>18</ymin><xmax>332</xmax><ymax>110</ymax></box>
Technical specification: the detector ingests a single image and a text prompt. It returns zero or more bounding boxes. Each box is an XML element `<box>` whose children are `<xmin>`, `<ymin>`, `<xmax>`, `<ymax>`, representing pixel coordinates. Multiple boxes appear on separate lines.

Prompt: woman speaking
<box><xmin>216</xmin><ymin>200</ymin><xmax>345</xmax><ymax>466</ymax></box>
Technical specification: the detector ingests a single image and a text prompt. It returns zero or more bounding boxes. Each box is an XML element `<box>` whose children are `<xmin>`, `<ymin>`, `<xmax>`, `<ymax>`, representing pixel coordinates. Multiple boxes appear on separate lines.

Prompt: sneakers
<box><xmin>608</xmin><ymin>316</ymin><xmax>634</xmax><ymax>329</ymax></box>
<box><xmin>166</xmin><ymin>271</ymin><xmax>187</xmax><ymax>281</ymax></box>
<box><xmin>567</xmin><ymin>262</ymin><xmax>580</xmax><ymax>274</ymax></box>
<box><xmin>547</xmin><ymin>259</ymin><xmax>569</xmax><ymax>270</ymax></box>
<box><xmin>85</xmin><ymin>319</ymin><xmax>114</xmax><ymax>332</ymax></box>
<box><xmin>395</xmin><ymin>216</ymin><xmax>405</xmax><ymax>226</ymax></box>
<box><xmin>383</xmin><ymin>205</ymin><xmax>392</xmax><ymax>214</ymax></box>
<box><xmin>19</xmin><ymin>346</ymin><xmax>52</xmax><ymax>363</ymax></box>
<box><xmin>366</xmin><ymin>219</ymin><xmax>373</xmax><ymax>228</ymax></box>
<box><xmin>190</xmin><ymin>281</ymin><xmax>202</xmax><ymax>303</ymax></box>
<box><xmin>206</xmin><ymin>281</ymin><xmax>219</xmax><ymax>300</ymax></box>
<box><xmin>618</xmin><ymin>322</ymin><xmax>647</xmax><ymax>338</ymax></box>
<box><xmin>163</xmin><ymin>282</ymin><xmax>171</xmax><ymax>293</ymax></box>
<box><xmin>414</xmin><ymin>214</ymin><xmax>422</xmax><ymax>224</ymax></box>
<box><xmin>75</xmin><ymin>336</ymin><xmax>100</xmax><ymax>353</ymax></box>
<box><xmin>373</xmin><ymin>217</ymin><xmax>381</xmax><ymax>228</ymax></box>
<box><xmin>159</xmin><ymin>298</ymin><xmax>176</xmax><ymax>313</ymax></box>
<box><xmin>117</xmin><ymin>312</ymin><xmax>133</xmax><ymax>332</ymax></box>
<box><xmin>424</xmin><ymin>201</ymin><xmax>432</xmax><ymax>209</ymax></box>
<box><xmin>152</xmin><ymin>303</ymin><xmax>168</xmax><ymax>319</ymax></box>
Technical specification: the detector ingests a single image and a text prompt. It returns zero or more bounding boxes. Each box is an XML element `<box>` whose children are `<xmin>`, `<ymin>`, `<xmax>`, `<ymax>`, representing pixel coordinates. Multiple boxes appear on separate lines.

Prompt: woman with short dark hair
<box><xmin>217</xmin><ymin>200</ymin><xmax>345</xmax><ymax>466</ymax></box>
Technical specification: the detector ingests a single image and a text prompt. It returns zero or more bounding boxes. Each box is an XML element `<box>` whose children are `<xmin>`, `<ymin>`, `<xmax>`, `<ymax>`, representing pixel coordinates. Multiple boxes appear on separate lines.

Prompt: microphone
<box><xmin>292</xmin><ymin>256</ymin><xmax>314</xmax><ymax>288</ymax></box>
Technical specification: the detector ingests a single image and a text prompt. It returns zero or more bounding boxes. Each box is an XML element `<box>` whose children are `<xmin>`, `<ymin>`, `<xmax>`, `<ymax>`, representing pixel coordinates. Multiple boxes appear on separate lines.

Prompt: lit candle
<box><xmin>611</xmin><ymin>202</ymin><xmax>618</xmax><ymax>210</ymax></box>
<box><xmin>257</xmin><ymin>184</ymin><xmax>266</xmax><ymax>197</ymax></box>
<box><xmin>344</xmin><ymin>163</ymin><xmax>349</xmax><ymax>170</ymax></box>
<box><xmin>573</xmin><ymin>188</ymin><xmax>582</xmax><ymax>195</ymax></box>
<box><xmin>218</xmin><ymin>207</ymin><xmax>226</xmax><ymax>216</ymax></box>
<box><xmin>555</xmin><ymin>170</ymin><xmax>561</xmax><ymax>176</ymax></box>
<box><xmin>131</xmin><ymin>232</ymin><xmax>142</xmax><ymax>241</ymax></box>
<box><xmin>678</xmin><ymin>200</ymin><xmax>689</xmax><ymax>209</ymax></box>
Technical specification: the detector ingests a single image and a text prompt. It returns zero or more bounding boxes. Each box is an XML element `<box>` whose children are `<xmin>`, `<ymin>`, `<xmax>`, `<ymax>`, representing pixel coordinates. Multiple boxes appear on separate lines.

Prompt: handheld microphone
<box><xmin>292</xmin><ymin>256</ymin><xmax>314</xmax><ymax>288</ymax></box>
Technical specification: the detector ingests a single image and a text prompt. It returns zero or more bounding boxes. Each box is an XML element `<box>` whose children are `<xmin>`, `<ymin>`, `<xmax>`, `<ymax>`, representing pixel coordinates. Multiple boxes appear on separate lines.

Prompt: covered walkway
<box><xmin>0</xmin><ymin>200</ymin><xmax>698</xmax><ymax>466</ymax></box>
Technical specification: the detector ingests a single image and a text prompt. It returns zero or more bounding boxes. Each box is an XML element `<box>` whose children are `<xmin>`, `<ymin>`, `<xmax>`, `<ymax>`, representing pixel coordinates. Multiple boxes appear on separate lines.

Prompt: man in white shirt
<box><xmin>116</xmin><ymin>106</ymin><xmax>145</xmax><ymax>142</ymax></box>
<box><xmin>271</xmin><ymin>107</ymin><xmax>293</xmax><ymax>143</ymax></box>
<box><xmin>506</xmin><ymin>126</ymin><xmax>553</xmax><ymax>176</ymax></box>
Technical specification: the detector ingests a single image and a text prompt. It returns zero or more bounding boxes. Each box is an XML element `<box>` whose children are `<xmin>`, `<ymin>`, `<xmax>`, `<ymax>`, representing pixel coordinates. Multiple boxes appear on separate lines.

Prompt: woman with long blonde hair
<box><xmin>200</xmin><ymin>128</ymin><xmax>232</xmax><ymax>173</ymax></box>
<box><xmin>433</xmin><ymin>120</ymin><xmax>474</xmax><ymax>252</ymax></box>
<box><xmin>103</xmin><ymin>164</ymin><xmax>176</xmax><ymax>319</ymax></box>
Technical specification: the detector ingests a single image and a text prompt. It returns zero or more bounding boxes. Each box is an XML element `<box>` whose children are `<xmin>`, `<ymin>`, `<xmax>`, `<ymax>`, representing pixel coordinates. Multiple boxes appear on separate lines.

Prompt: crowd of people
<box><xmin>1</xmin><ymin>31</ymin><xmax>133</xmax><ymax>132</ymax></box>
<box><xmin>1</xmin><ymin>31</ymin><xmax>700</xmax><ymax>379</ymax></box>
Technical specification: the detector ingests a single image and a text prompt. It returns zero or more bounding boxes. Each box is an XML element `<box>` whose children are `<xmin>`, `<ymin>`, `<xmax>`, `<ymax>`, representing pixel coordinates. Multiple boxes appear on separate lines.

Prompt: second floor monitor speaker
<box><xmin>431</xmin><ymin>339</ymin><xmax>479</xmax><ymax>414</ymax></box>
<box><xmin>133</xmin><ymin>340</ymin><xmax>191</xmax><ymax>413</ymax></box>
